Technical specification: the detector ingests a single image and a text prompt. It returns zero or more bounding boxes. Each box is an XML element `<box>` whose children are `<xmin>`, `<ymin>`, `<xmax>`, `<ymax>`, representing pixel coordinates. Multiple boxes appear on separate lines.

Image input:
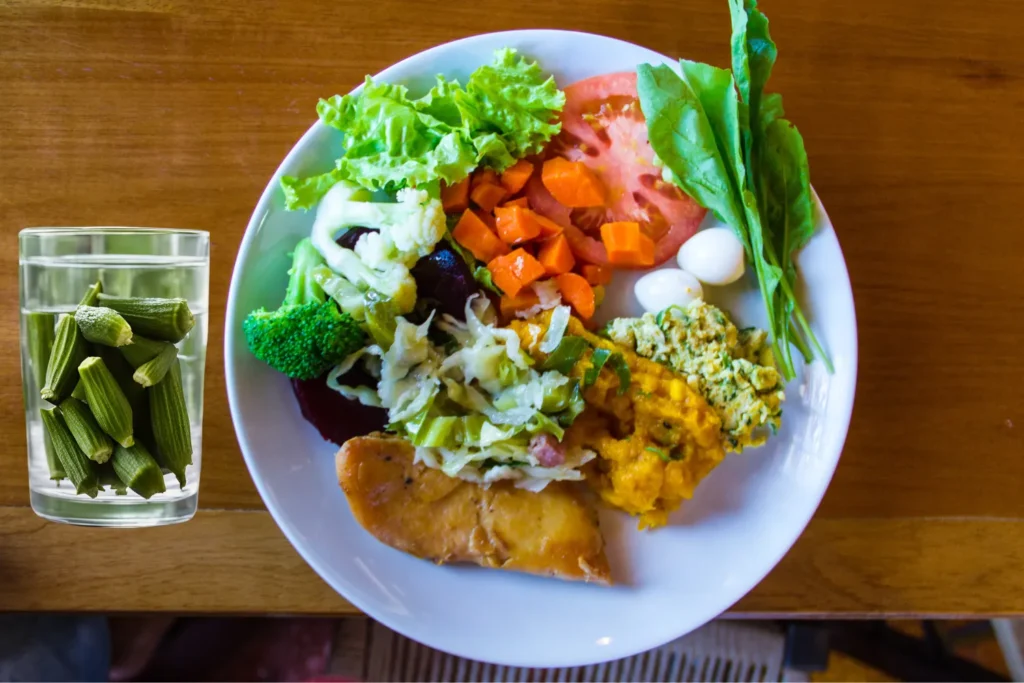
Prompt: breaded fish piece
<box><xmin>336</xmin><ymin>435</ymin><xmax>611</xmax><ymax>584</ymax></box>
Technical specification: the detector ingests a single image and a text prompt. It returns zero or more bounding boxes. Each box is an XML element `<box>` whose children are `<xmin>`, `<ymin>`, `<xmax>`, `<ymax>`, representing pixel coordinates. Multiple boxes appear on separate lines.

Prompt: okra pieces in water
<box><xmin>74</xmin><ymin>306</ymin><xmax>133</xmax><ymax>347</ymax></box>
<box><xmin>133</xmin><ymin>343</ymin><xmax>178</xmax><ymax>387</ymax></box>
<box><xmin>78</xmin><ymin>356</ymin><xmax>134</xmax><ymax>448</ymax></box>
<box><xmin>58</xmin><ymin>397</ymin><xmax>114</xmax><ymax>464</ymax></box>
<box><xmin>39</xmin><ymin>407</ymin><xmax>98</xmax><ymax>497</ymax></box>
<box><xmin>150</xmin><ymin>360</ymin><xmax>192</xmax><ymax>487</ymax></box>
<box><xmin>111</xmin><ymin>442</ymin><xmax>166</xmax><ymax>499</ymax></box>
<box><xmin>97</xmin><ymin>294</ymin><xmax>194</xmax><ymax>343</ymax></box>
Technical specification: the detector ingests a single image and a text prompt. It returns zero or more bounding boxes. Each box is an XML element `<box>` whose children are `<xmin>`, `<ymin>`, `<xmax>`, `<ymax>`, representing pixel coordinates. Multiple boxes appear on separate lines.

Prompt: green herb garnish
<box><xmin>607</xmin><ymin>353</ymin><xmax>631</xmax><ymax>395</ymax></box>
<box><xmin>583</xmin><ymin>348</ymin><xmax>613</xmax><ymax>387</ymax></box>
<box><xmin>540</xmin><ymin>336</ymin><xmax>589</xmax><ymax>375</ymax></box>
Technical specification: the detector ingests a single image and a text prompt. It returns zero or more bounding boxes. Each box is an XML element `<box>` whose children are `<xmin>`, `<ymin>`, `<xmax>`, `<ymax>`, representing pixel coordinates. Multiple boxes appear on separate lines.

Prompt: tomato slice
<box><xmin>527</xmin><ymin>72</ymin><xmax>706</xmax><ymax>266</ymax></box>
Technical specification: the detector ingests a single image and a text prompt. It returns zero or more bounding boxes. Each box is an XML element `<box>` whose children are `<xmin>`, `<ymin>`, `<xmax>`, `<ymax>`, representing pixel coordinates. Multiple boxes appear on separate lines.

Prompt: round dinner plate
<box><xmin>225</xmin><ymin>30</ymin><xmax>858</xmax><ymax>668</ymax></box>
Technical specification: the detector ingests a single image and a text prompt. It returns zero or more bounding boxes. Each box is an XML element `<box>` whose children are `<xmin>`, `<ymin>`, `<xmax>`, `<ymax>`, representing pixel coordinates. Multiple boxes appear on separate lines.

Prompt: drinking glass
<box><xmin>19</xmin><ymin>228</ymin><xmax>209</xmax><ymax>526</ymax></box>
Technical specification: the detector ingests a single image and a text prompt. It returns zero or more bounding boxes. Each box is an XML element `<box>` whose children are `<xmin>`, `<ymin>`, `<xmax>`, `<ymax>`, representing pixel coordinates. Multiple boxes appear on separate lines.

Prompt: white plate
<box><xmin>225</xmin><ymin>30</ymin><xmax>858</xmax><ymax>668</ymax></box>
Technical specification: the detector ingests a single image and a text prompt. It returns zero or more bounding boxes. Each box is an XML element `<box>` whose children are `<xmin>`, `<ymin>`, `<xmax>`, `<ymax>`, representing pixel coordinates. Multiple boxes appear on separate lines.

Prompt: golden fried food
<box><xmin>336</xmin><ymin>434</ymin><xmax>611</xmax><ymax>584</ymax></box>
<box><xmin>512</xmin><ymin>314</ymin><xmax>726</xmax><ymax>529</ymax></box>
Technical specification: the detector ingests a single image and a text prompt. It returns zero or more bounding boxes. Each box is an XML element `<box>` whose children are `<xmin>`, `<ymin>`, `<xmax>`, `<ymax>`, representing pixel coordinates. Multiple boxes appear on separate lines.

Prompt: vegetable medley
<box><xmin>244</xmin><ymin>0</ymin><xmax>829</xmax><ymax>523</ymax></box>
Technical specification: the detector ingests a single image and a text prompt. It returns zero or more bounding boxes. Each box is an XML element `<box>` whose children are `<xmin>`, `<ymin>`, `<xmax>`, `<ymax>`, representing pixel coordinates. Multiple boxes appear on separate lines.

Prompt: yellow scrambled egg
<box><xmin>606</xmin><ymin>301</ymin><xmax>785</xmax><ymax>452</ymax></box>
<box><xmin>511</xmin><ymin>313</ymin><xmax>725</xmax><ymax>529</ymax></box>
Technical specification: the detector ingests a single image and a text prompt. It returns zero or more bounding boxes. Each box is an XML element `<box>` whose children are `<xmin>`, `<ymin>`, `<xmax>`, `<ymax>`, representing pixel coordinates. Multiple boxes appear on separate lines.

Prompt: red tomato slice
<box><xmin>527</xmin><ymin>72</ymin><xmax>706</xmax><ymax>266</ymax></box>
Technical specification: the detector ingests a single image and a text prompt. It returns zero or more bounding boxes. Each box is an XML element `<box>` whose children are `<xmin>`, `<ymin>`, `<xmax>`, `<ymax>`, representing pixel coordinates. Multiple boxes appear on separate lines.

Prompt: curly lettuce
<box><xmin>280</xmin><ymin>49</ymin><xmax>565</xmax><ymax>211</ymax></box>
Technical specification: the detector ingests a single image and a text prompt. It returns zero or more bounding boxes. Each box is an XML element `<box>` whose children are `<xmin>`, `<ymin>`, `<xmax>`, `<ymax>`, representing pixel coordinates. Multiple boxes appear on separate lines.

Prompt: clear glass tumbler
<box><xmin>19</xmin><ymin>228</ymin><xmax>210</xmax><ymax>526</ymax></box>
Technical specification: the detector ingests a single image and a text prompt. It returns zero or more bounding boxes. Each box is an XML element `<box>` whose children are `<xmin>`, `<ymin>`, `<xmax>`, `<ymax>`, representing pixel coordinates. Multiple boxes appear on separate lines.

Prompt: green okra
<box><xmin>133</xmin><ymin>343</ymin><xmax>178</xmax><ymax>387</ymax></box>
<box><xmin>43</xmin><ymin>432</ymin><xmax>65</xmax><ymax>482</ymax></box>
<box><xmin>39</xmin><ymin>407</ymin><xmax>98</xmax><ymax>497</ymax></box>
<box><xmin>38</xmin><ymin>281</ymin><xmax>103</xmax><ymax>402</ymax></box>
<box><xmin>119</xmin><ymin>335</ymin><xmax>170</xmax><ymax>368</ymax></box>
<box><xmin>74</xmin><ymin>305</ymin><xmax>133</xmax><ymax>347</ymax></box>
<box><xmin>150</xmin><ymin>360</ymin><xmax>192</xmax><ymax>487</ymax></box>
<box><xmin>93</xmin><ymin>344</ymin><xmax>145</xmax><ymax>411</ymax></box>
<box><xmin>96</xmin><ymin>462</ymin><xmax>128</xmax><ymax>495</ymax></box>
<box><xmin>26</xmin><ymin>312</ymin><xmax>55</xmax><ymax>391</ymax></box>
<box><xmin>71</xmin><ymin>380</ymin><xmax>88</xmax><ymax>403</ymax></box>
<box><xmin>77</xmin><ymin>356</ymin><xmax>134</xmax><ymax>448</ymax></box>
<box><xmin>80</xmin><ymin>281</ymin><xmax>103</xmax><ymax>307</ymax></box>
<box><xmin>111</xmin><ymin>442</ymin><xmax>166</xmax><ymax>499</ymax></box>
<box><xmin>58</xmin><ymin>397</ymin><xmax>114</xmax><ymax>464</ymax></box>
<box><xmin>40</xmin><ymin>313</ymin><xmax>88</xmax><ymax>402</ymax></box>
<box><xmin>96</xmin><ymin>294</ymin><xmax>194</xmax><ymax>343</ymax></box>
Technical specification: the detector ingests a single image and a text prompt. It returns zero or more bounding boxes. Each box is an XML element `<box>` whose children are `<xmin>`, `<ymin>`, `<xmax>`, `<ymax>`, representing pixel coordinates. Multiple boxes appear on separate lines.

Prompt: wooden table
<box><xmin>2</xmin><ymin>0</ymin><xmax>1023</xmax><ymax>617</ymax></box>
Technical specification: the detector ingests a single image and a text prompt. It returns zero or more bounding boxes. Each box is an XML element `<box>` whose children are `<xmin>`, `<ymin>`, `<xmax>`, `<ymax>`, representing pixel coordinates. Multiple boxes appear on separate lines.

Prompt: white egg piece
<box><xmin>634</xmin><ymin>269</ymin><xmax>703</xmax><ymax>314</ymax></box>
<box><xmin>677</xmin><ymin>227</ymin><xmax>746</xmax><ymax>285</ymax></box>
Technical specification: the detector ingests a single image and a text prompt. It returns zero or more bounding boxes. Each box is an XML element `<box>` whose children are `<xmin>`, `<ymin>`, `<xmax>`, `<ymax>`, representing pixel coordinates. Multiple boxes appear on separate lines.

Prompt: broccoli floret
<box><xmin>243</xmin><ymin>238</ymin><xmax>365</xmax><ymax>379</ymax></box>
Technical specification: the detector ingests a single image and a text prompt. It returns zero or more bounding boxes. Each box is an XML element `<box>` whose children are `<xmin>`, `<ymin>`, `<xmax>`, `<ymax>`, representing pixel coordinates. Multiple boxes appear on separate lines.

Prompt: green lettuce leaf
<box><xmin>280</xmin><ymin>169</ymin><xmax>346</xmax><ymax>211</ymax></box>
<box><xmin>456</xmin><ymin>48</ymin><xmax>566</xmax><ymax>163</ymax></box>
<box><xmin>280</xmin><ymin>49</ymin><xmax>565</xmax><ymax>210</ymax></box>
<box><xmin>322</xmin><ymin>78</ymin><xmax>478</xmax><ymax>194</ymax></box>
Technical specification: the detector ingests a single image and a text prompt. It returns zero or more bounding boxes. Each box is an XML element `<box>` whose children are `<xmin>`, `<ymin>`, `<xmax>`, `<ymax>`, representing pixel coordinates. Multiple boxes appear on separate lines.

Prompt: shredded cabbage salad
<box><xmin>329</xmin><ymin>297</ymin><xmax>591</xmax><ymax>490</ymax></box>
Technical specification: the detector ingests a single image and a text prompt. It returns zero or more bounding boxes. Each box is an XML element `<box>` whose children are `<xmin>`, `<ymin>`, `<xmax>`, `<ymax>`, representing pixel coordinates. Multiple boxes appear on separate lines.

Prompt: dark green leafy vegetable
<box><xmin>636</xmin><ymin>0</ymin><xmax>832</xmax><ymax>380</ymax></box>
<box><xmin>539</xmin><ymin>336</ymin><xmax>589</xmax><ymax>375</ymax></box>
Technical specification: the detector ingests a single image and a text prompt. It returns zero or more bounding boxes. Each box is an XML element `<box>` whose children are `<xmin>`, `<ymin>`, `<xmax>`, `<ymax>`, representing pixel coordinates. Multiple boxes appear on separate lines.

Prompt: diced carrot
<box><xmin>555</xmin><ymin>272</ymin><xmax>596</xmax><ymax>320</ymax></box>
<box><xmin>502</xmin><ymin>196</ymin><xmax>530</xmax><ymax>209</ymax></box>
<box><xmin>537</xmin><ymin>233</ymin><xmax>576</xmax><ymax>276</ymax></box>
<box><xmin>529</xmin><ymin>210</ymin><xmax>564</xmax><ymax>238</ymax></box>
<box><xmin>452</xmin><ymin>209</ymin><xmax>509</xmax><ymax>263</ymax></box>
<box><xmin>581</xmin><ymin>264</ymin><xmax>613</xmax><ymax>286</ymax></box>
<box><xmin>495</xmin><ymin>206</ymin><xmax>542</xmax><ymax>245</ymax></box>
<box><xmin>499</xmin><ymin>290</ymin><xmax>540</xmax><ymax>318</ymax></box>
<box><xmin>541</xmin><ymin>157</ymin><xmax>605</xmax><ymax>207</ymax></box>
<box><xmin>500</xmin><ymin>159</ymin><xmax>535</xmax><ymax>194</ymax></box>
<box><xmin>472</xmin><ymin>168</ymin><xmax>499</xmax><ymax>188</ymax></box>
<box><xmin>488</xmin><ymin>249</ymin><xmax>546</xmax><ymax>298</ymax></box>
<box><xmin>600</xmin><ymin>221</ymin><xmax>655</xmax><ymax>267</ymax></box>
<box><xmin>480</xmin><ymin>211</ymin><xmax>497</xmax><ymax>231</ymax></box>
<box><xmin>441</xmin><ymin>177</ymin><xmax>470</xmax><ymax>213</ymax></box>
<box><xmin>470</xmin><ymin>183</ymin><xmax>507</xmax><ymax>213</ymax></box>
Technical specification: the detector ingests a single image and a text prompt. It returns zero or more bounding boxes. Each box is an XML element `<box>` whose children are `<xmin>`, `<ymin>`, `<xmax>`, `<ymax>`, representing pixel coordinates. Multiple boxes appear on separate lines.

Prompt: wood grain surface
<box><xmin>2</xmin><ymin>0</ymin><xmax>1023</xmax><ymax>614</ymax></box>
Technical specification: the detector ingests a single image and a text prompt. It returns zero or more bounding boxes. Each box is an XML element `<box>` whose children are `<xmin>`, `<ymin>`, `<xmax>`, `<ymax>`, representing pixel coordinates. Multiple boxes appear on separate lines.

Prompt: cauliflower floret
<box><xmin>310</xmin><ymin>181</ymin><xmax>447</xmax><ymax>316</ymax></box>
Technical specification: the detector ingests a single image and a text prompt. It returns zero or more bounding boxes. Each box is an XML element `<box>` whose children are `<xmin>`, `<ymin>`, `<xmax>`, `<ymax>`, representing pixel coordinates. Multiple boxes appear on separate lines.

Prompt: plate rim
<box><xmin>224</xmin><ymin>28</ymin><xmax>859</xmax><ymax>667</ymax></box>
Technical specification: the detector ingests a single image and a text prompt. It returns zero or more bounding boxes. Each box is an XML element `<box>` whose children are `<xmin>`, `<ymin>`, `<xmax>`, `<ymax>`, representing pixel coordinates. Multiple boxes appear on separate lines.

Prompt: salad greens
<box><xmin>330</xmin><ymin>296</ymin><xmax>590</xmax><ymax>489</ymax></box>
<box><xmin>281</xmin><ymin>48</ymin><xmax>565</xmax><ymax>211</ymax></box>
<box><xmin>636</xmin><ymin>0</ymin><xmax>830</xmax><ymax>380</ymax></box>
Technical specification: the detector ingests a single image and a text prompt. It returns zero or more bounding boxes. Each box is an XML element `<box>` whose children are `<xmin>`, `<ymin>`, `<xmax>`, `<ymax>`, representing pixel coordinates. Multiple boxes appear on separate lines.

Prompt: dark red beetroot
<box><xmin>291</xmin><ymin>366</ymin><xmax>387</xmax><ymax>446</ymax></box>
<box><xmin>410</xmin><ymin>244</ymin><xmax>478</xmax><ymax>320</ymax></box>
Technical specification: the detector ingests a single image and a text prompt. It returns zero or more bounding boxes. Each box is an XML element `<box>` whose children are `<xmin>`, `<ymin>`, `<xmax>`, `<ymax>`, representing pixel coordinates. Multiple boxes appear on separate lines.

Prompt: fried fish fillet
<box><xmin>336</xmin><ymin>435</ymin><xmax>611</xmax><ymax>584</ymax></box>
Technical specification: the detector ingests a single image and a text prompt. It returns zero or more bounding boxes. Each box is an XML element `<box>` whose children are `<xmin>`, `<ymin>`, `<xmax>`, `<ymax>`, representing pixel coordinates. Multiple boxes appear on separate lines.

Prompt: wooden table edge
<box><xmin>2</xmin><ymin>505</ymin><xmax>1023</xmax><ymax>616</ymax></box>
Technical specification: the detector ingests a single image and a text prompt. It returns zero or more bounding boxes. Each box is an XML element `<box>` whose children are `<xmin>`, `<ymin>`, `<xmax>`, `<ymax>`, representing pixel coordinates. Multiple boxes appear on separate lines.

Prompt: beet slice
<box><xmin>291</xmin><ymin>367</ymin><xmax>387</xmax><ymax>446</ymax></box>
